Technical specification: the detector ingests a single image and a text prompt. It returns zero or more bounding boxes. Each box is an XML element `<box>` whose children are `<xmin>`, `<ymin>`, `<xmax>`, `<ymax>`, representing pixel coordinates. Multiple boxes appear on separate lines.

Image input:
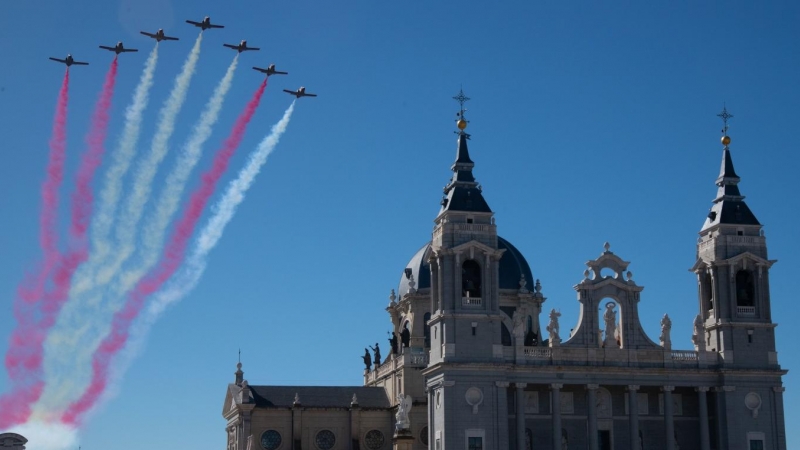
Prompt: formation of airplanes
<box><xmin>48</xmin><ymin>15</ymin><xmax>317</xmax><ymax>99</ymax></box>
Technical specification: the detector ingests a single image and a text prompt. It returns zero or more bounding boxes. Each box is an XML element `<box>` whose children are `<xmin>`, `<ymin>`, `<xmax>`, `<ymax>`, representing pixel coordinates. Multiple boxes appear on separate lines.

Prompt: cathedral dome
<box><xmin>397</xmin><ymin>237</ymin><xmax>534</xmax><ymax>297</ymax></box>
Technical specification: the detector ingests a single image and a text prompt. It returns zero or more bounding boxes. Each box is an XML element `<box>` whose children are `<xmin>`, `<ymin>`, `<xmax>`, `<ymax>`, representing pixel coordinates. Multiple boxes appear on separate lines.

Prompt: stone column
<box><xmin>496</xmin><ymin>382</ymin><xmax>510</xmax><ymax>450</ymax></box>
<box><xmin>516</xmin><ymin>383</ymin><xmax>527</xmax><ymax>450</ymax></box>
<box><xmin>587</xmin><ymin>384</ymin><xmax>598</xmax><ymax>450</ymax></box>
<box><xmin>551</xmin><ymin>384</ymin><xmax>563</xmax><ymax>450</ymax></box>
<box><xmin>627</xmin><ymin>385</ymin><xmax>639</xmax><ymax>450</ymax></box>
<box><xmin>773</xmin><ymin>386</ymin><xmax>787</xmax><ymax>450</ymax></box>
<box><xmin>697</xmin><ymin>387</ymin><xmax>710</xmax><ymax>450</ymax></box>
<box><xmin>663</xmin><ymin>386</ymin><xmax>675</xmax><ymax>450</ymax></box>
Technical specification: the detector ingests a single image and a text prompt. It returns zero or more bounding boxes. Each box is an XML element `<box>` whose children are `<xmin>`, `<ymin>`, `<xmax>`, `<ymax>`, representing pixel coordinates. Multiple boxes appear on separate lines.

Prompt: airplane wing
<box><xmin>140</xmin><ymin>31</ymin><xmax>156</xmax><ymax>38</ymax></box>
<box><xmin>99</xmin><ymin>46</ymin><xmax>115</xmax><ymax>51</ymax></box>
<box><xmin>49</xmin><ymin>57</ymin><xmax>66</xmax><ymax>63</ymax></box>
<box><xmin>73</xmin><ymin>61</ymin><xmax>89</xmax><ymax>65</ymax></box>
<box><xmin>223</xmin><ymin>44</ymin><xmax>238</xmax><ymax>49</ymax></box>
<box><xmin>274</xmin><ymin>71</ymin><xmax>288</xmax><ymax>75</ymax></box>
<box><xmin>304</xmin><ymin>93</ymin><xmax>318</xmax><ymax>97</ymax></box>
<box><xmin>253</xmin><ymin>67</ymin><xmax>267</xmax><ymax>73</ymax></box>
<box><xmin>283</xmin><ymin>89</ymin><xmax>296</xmax><ymax>95</ymax></box>
<box><xmin>164</xmin><ymin>36</ymin><xmax>179</xmax><ymax>41</ymax></box>
<box><xmin>210</xmin><ymin>24</ymin><xmax>224</xmax><ymax>29</ymax></box>
<box><xmin>122</xmin><ymin>48</ymin><xmax>139</xmax><ymax>52</ymax></box>
<box><xmin>244</xmin><ymin>47</ymin><xmax>260</xmax><ymax>51</ymax></box>
<box><xmin>186</xmin><ymin>20</ymin><xmax>202</xmax><ymax>26</ymax></box>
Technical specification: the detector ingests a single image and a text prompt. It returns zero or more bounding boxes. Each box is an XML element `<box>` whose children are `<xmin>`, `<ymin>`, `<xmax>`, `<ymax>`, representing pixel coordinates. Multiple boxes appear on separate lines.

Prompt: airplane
<box><xmin>223</xmin><ymin>40</ymin><xmax>259</xmax><ymax>53</ymax></box>
<box><xmin>99</xmin><ymin>42</ymin><xmax>138</xmax><ymax>54</ymax></box>
<box><xmin>186</xmin><ymin>16</ymin><xmax>224</xmax><ymax>31</ymax></box>
<box><xmin>140</xmin><ymin>29</ymin><xmax>179</xmax><ymax>42</ymax></box>
<box><xmin>252</xmin><ymin>64</ymin><xmax>288</xmax><ymax>77</ymax></box>
<box><xmin>283</xmin><ymin>87</ymin><xmax>317</xmax><ymax>98</ymax></box>
<box><xmin>49</xmin><ymin>54</ymin><xmax>89</xmax><ymax>67</ymax></box>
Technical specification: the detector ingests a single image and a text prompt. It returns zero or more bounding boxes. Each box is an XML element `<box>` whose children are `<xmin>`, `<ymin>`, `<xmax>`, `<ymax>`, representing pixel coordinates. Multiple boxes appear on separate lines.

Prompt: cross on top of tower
<box><xmin>717</xmin><ymin>104</ymin><xmax>733</xmax><ymax>136</ymax></box>
<box><xmin>453</xmin><ymin>87</ymin><xmax>470</xmax><ymax>136</ymax></box>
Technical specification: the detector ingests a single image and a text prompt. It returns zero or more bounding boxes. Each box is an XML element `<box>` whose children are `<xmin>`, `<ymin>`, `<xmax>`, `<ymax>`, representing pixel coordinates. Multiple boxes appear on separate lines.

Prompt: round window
<box><xmin>261</xmin><ymin>430</ymin><xmax>281</xmax><ymax>450</ymax></box>
<box><xmin>419</xmin><ymin>426</ymin><xmax>429</xmax><ymax>446</ymax></box>
<box><xmin>315</xmin><ymin>430</ymin><xmax>336</xmax><ymax>450</ymax></box>
<box><xmin>365</xmin><ymin>430</ymin><xmax>384</xmax><ymax>450</ymax></box>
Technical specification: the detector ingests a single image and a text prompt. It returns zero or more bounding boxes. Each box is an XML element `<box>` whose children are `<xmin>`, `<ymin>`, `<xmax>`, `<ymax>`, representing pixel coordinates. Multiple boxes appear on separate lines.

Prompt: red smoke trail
<box><xmin>0</xmin><ymin>69</ymin><xmax>70</xmax><ymax>428</ymax></box>
<box><xmin>0</xmin><ymin>60</ymin><xmax>118</xmax><ymax>428</ymax></box>
<box><xmin>62</xmin><ymin>79</ymin><xmax>268</xmax><ymax>425</ymax></box>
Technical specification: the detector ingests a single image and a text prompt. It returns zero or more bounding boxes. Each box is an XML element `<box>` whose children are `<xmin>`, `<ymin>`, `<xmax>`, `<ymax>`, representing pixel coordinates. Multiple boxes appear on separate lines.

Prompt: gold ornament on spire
<box><xmin>453</xmin><ymin>87</ymin><xmax>470</xmax><ymax>134</ymax></box>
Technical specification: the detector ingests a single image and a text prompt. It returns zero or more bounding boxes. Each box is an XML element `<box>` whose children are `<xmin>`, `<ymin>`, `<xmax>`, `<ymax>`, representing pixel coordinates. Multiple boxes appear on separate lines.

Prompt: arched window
<box><xmin>501</xmin><ymin>323</ymin><xmax>512</xmax><ymax>346</ymax></box>
<box><xmin>736</xmin><ymin>270</ymin><xmax>755</xmax><ymax>307</ymax></box>
<box><xmin>702</xmin><ymin>272</ymin><xmax>713</xmax><ymax>312</ymax></box>
<box><xmin>461</xmin><ymin>260</ymin><xmax>482</xmax><ymax>298</ymax></box>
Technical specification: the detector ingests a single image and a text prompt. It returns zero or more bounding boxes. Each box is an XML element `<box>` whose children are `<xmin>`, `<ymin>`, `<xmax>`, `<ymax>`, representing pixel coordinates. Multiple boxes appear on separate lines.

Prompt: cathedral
<box><xmin>222</xmin><ymin>99</ymin><xmax>787</xmax><ymax>450</ymax></box>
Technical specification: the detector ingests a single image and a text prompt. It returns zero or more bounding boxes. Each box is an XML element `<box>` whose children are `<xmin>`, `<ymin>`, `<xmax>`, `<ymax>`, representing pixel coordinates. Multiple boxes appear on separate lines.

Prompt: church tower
<box><xmin>426</xmin><ymin>89</ymin><xmax>509</xmax><ymax>365</ymax></box>
<box><xmin>691</xmin><ymin>107</ymin><xmax>778</xmax><ymax>368</ymax></box>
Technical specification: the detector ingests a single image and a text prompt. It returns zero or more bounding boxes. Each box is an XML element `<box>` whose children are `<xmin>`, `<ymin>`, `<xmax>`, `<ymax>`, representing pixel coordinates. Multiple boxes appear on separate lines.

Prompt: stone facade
<box><xmin>223</xmin><ymin>121</ymin><xmax>787</xmax><ymax>450</ymax></box>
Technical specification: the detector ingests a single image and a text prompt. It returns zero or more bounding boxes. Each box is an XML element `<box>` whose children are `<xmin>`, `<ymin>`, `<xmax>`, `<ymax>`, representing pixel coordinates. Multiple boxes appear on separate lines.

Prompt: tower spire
<box><xmin>439</xmin><ymin>88</ymin><xmax>491</xmax><ymax>214</ymax></box>
<box><xmin>701</xmin><ymin>106</ymin><xmax>760</xmax><ymax>231</ymax></box>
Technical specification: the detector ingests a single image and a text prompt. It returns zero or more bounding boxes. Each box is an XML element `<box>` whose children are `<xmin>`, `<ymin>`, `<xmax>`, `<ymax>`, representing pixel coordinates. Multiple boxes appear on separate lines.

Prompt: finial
<box><xmin>717</xmin><ymin>105</ymin><xmax>733</xmax><ymax>147</ymax></box>
<box><xmin>293</xmin><ymin>393</ymin><xmax>301</xmax><ymax>406</ymax></box>
<box><xmin>389</xmin><ymin>289</ymin><xmax>397</xmax><ymax>305</ymax></box>
<box><xmin>603</xmin><ymin>242</ymin><xmax>611</xmax><ymax>253</ymax></box>
<box><xmin>453</xmin><ymin>87</ymin><xmax>470</xmax><ymax>135</ymax></box>
<box><xmin>238</xmin><ymin>348</ymin><xmax>241</xmax><ymax>364</ymax></box>
<box><xmin>518</xmin><ymin>274</ymin><xmax>528</xmax><ymax>293</ymax></box>
<box><xmin>534</xmin><ymin>279</ymin><xmax>542</xmax><ymax>294</ymax></box>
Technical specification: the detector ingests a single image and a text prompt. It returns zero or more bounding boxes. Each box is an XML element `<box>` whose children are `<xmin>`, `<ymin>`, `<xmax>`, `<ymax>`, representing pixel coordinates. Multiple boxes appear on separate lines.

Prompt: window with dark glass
<box><xmin>702</xmin><ymin>272</ymin><xmax>713</xmax><ymax>311</ymax></box>
<box><xmin>750</xmin><ymin>440</ymin><xmax>764</xmax><ymax>450</ymax></box>
<box><xmin>467</xmin><ymin>437</ymin><xmax>482</xmax><ymax>450</ymax></box>
<box><xmin>501</xmin><ymin>323</ymin><xmax>512</xmax><ymax>346</ymax></box>
<box><xmin>461</xmin><ymin>260</ymin><xmax>481</xmax><ymax>297</ymax></box>
<box><xmin>261</xmin><ymin>430</ymin><xmax>281</xmax><ymax>450</ymax></box>
<box><xmin>315</xmin><ymin>430</ymin><xmax>336</xmax><ymax>450</ymax></box>
<box><xmin>736</xmin><ymin>270</ymin><xmax>755</xmax><ymax>307</ymax></box>
<box><xmin>364</xmin><ymin>430</ymin><xmax>384</xmax><ymax>450</ymax></box>
<box><xmin>424</xmin><ymin>312</ymin><xmax>431</xmax><ymax>347</ymax></box>
<box><xmin>419</xmin><ymin>427</ymin><xmax>429</xmax><ymax>447</ymax></box>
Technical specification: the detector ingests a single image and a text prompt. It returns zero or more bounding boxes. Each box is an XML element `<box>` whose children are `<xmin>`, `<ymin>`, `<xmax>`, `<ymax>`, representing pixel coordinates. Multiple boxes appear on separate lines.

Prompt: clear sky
<box><xmin>0</xmin><ymin>1</ymin><xmax>798</xmax><ymax>449</ymax></box>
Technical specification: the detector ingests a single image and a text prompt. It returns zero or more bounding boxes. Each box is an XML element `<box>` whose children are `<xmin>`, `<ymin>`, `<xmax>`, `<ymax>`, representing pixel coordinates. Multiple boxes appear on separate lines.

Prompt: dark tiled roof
<box><xmin>701</xmin><ymin>147</ymin><xmax>760</xmax><ymax>231</ymax></box>
<box><xmin>248</xmin><ymin>386</ymin><xmax>390</xmax><ymax>409</ymax></box>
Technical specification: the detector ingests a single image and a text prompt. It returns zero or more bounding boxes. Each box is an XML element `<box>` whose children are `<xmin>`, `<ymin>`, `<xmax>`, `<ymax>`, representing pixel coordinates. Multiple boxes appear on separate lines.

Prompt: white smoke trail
<box><xmin>93</xmin><ymin>102</ymin><xmax>295</xmax><ymax>415</ymax></box>
<box><xmin>35</xmin><ymin>36</ymin><xmax>202</xmax><ymax>417</ymax></box>
<box><xmin>99</xmin><ymin>33</ymin><xmax>204</xmax><ymax>287</ymax></box>
<box><xmin>8</xmin><ymin>421</ymin><xmax>78</xmax><ymax>450</ymax></box>
<box><xmin>115</xmin><ymin>56</ymin><xmax>239</xmax><ymax>298</ymax></box>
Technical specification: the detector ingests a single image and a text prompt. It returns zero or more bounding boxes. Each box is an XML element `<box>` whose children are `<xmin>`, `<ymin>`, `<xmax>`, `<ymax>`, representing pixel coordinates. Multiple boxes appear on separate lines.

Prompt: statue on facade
<box><xmin>362</xmin><ymin>348</ymin><xmax>372</xmax><ymax>371</ymax></box>
<box><xmin>400</xmin><ymin>325</ymin><xmax>411</xmax><ymax>348</ymax></box>
<box><xmin>546</xmin><ymin>309</ymin><xmax>561</xmax><ymax>346</ymax></box>
<box><xmin>692</xmin><ymin>314</ymin><xmax>706</xmax><ymax>352</ymax></box>
<box><xmin>602</xmin><ymin>303</ymin><xmax>618</xmax><ymax>348</ymax></box>
<box><xmin>395</xmin><ymin>394</ymin><xmax>413</xmax><ymax>432</ymax></box>
<box><xmin>512</xmin><ymin>310</ymin><xmax>526</xmax><ymax>341</ymax></box>
<box><xmin>660</xmin><ymin>314</ymin><xmax>672</xmax><ymax>350</ymax></box>
<box><xmin>369</xmin><ymin>343</ymin><xmax>381</xmax><ymax>366</ymax></box>
<box><xmin>388</xmin><ymin>332</ymin><xmax>399</xmax><ymax>355</ymax></box>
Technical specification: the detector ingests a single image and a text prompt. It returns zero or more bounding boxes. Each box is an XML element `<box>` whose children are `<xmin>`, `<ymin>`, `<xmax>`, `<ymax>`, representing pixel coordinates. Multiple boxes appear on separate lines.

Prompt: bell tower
<box><xmin>427</xmin><ymin>89</ymin><xmax>507</xmax><ymax>365</ymax></box>
<box><xmin>691</xmin><ymin>107</ymin><xmax>778</xmax><ymax>367</ymax></box>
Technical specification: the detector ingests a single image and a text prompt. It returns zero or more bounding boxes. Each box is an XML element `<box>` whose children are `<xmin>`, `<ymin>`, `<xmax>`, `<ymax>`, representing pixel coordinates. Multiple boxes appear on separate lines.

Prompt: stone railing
<box><xmin>523</xmin><ymin>347</ymin><xmax>551</xmax><ymax>359</ymax></box>
<box><xmin>410</xmin><ymin>353</ymin><xmax>429</xmax><ymax>365</ymax></box>
<box><xmin>376</xmin><ymin>362</ymin><xmax>393</xmax><ymax>378</ymax></box>
<box><xmin>454</xmin><ymin>223</ymin><xmax>491</xmax><ymax>233</ymax></box>
<box><xmin>512</xmin><ymin>346</ymin><xmax>717</xmax><ymax>369</ymax></box>
<box><xmin>462</xmin><ymin>296</ymin><xmax>482</xmax><ymax>307</ymax></box>
<box><xmin>671</xmin><ymin>350</ymin><xmax>699</xmax><ymax>362</ymax></box>
<box><xmin>737</xmin><ymin>306</ymin><xmax>756</xmax><ymax>316</ymax></box>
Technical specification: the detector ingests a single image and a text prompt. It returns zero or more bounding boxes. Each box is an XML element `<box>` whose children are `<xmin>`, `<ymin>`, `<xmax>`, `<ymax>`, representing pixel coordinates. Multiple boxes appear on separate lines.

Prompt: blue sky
<box><xmin>0</xmin><ymin>0</ymin><xmax>798</xmax><ymax>448</ymax></box>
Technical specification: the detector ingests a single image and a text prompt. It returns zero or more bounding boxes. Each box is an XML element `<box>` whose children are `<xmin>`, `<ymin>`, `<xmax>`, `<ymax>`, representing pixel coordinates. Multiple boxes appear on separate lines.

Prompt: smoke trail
<box><xmin>101</xmin><ymin>33</ymin><xmax>203</xmax><ymax>286</ymax></box>
<box><xmin>0</xmin><ymin>70</ymin><xmax>69</xmax><ymax>428</ymax></box>
<box><xmin>34</xmin><ymin>40</ymin><xmax>194</xmax><ymax>418</ymax></box>
<box><xmin>62</xmin><ymin>79</ymin><xmax>268</xmax><ymax>425</ymax></box>
<box><xmin>112</xmin><ymin>56</ymin><xmax>239</xmax><ymax>313</ymax></box>
<box><xmin>8</xmin><ymin>421</ymin><xmax>79</xmax><ymax>450</ymax></box>
<box><xmin>96</xmin><ymin>102</ymin><xmax>295</xmax><ymax>414</ymax></box>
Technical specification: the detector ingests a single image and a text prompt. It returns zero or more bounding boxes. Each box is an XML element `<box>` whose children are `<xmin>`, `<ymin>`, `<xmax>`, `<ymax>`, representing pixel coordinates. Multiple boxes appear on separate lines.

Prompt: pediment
<box><xmin>722</xmin><ymin>251</ymin><xmax>776</xmax><ymax>268</ymax></box>
<box><xmin>451</xmin><ymin>240</ymin><xmax>505</xmax><ymax>260</ymax></box>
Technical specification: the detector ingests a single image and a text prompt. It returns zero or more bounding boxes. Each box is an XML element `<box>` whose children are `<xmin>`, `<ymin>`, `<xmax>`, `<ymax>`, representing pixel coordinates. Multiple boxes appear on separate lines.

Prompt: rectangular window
<box><xmin>749</xmin><ymin>440</ymin><xmax>764</xmax><ymax>450</ymax></box>
<box><xmin>468</xmin><ymin>437</ymin><xmax>483</xmax><ymax>450</ymax></box>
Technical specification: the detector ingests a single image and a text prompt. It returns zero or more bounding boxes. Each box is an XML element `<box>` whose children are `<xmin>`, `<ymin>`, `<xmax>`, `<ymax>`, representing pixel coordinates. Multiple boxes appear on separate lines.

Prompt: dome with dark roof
<box><xmin>397</xmin><ymin>237</ymin><xmax>533</xmax><ymax>297</ymax></box>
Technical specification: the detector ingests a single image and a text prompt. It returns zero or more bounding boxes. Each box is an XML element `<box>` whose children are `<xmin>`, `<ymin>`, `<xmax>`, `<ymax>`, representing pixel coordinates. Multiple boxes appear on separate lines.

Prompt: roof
<box><xmin>440</xmin><ymin>133</ymin><xmax>492</xmax><ymax>214</ymax></box>
<box><xmin>701</xmin><ymin>147</ymin><xmax>760</xmax><ymax>231</ymax></box>
<box><xmin>247</xmin><ymin>385</ymin><xmax>391</xmax><ymax>409</ymax></box>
